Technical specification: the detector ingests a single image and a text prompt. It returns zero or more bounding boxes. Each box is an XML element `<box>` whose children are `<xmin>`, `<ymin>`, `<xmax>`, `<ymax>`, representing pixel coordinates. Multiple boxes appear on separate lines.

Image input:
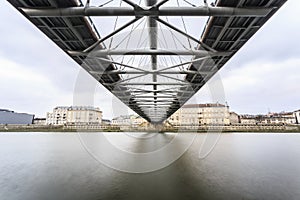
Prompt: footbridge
<box><xmin>8</xmin><ymin>0</ymin><xmax>287</xmax><ymax>123</ymax></box>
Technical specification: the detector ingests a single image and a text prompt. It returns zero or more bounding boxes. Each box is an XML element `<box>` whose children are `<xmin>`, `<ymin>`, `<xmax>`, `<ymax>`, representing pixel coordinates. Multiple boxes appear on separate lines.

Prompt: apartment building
<box><xmin>46</xmin><ymin>106</ymin><xmax>102</xmax><ymax>125</ymax></box>
<box><xmin>168</xmin><ymin>103</ymin><xmax>231</xmax><ymax>126</ymax></box>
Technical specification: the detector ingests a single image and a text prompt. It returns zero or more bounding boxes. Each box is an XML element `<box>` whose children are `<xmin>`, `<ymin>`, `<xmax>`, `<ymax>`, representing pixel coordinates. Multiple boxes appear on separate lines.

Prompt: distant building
<box><xmin>46</xmin><ymin>106</ymin><xmax>102</xmax><ymax>125</ymax></box>
<box><xmin>294</xmin><ymin>110</ymin><xmax>300</xmax><ymax>124</ymax></box>
<box><xmin>111</xmin><ymin>115</ymin><xmax>147</xmax><ymax>129</ymax></box>
<box><xmin>111</xmin><ymin>115</ymin><xmax>132</xmax><ymax>128</ymax></box>
<box><xmin>46</xmin><ymin>106</ymin><xmax>68</xmax><ymax>125</ymax></box>
<box><xmin>0</xmin><ymin>109</ymin><xmax>34</xmax><ymax>125</ymax></box>
<box><xmin>240</xmin><ymin>115</ymin><xmax>257</xmax><ymax>124</ymax></box>
<box><xmin>168</xmin><ymin>110</ymin><xmax>181</xmax><ymax>126</ymax></box>
<box><xmin>102</xmin><ymin>119</ymin><xmax>111</xmax><ymax>125</ymax></box>
<box><xmin>229</xmin><ymin>112</ymin><xmax>240</xmax><ymax>124</ymax></box>
<box><xmin>33</xmin><ymin>118</ymin><xmax>46</xmax><ymax>125</ymax></box>
<box><xmin>67</xmin><ymin>106</ymin><xmax>102</xmax><ymax>125</ymax></box>
<box><xmin>261</xmin><ymin>112</ymin><xmax>296</xmax><ymax>124</ymax></box>
<box><xmin>131</xmin><ymin>115</ymin><xmax>148</xmax><ymax>128</ymax></box>
<box><xmin>278</xmin><ymin>112</ymin><xmax>296</xmax><ymax>124</ymax></box>
<box><xmin>168</xmin><ymin>103</ymin><xmax>230</xmax><ymax>126</ymax></box>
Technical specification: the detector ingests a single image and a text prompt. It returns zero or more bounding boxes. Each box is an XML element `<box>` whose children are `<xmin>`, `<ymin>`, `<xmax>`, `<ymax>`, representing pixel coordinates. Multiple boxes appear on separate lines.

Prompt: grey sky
<box><xmin>0</xmin><ymin>0</ymin><xmax>299</xmax><ymax>119</ymax></box>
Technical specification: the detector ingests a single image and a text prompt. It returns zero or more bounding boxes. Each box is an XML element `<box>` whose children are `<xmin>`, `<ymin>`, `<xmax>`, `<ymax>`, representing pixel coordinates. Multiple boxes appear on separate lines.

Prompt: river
<box><xmin>0</xmin><ymin>132</ymin><xmax>300</xmax><ymax>200</ymax></box>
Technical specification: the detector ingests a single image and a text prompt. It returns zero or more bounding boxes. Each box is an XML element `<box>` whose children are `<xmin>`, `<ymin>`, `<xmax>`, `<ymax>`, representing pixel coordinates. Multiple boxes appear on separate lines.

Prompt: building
<box><xmin>229</xmin><ymin>112</ymin><xmax>240</xmax><ymax>124</ymax></box>
<box><xmin>102</xmin><ymin>119</ymin><xmax>111</xmax><ymax>125</ymax></box>
<box><xmin>111</xmin><ymin>115</ymin><xmax>132</xmax><ymax>128</ymax></box>
<box><xmin>168</xmin><ymin>109</ymin><xmax>181</xmax><ymax>126</ymax></box>
<box><xmin>168</xmin><ymin>107</ymin><xmax>300</xmax><ymax>127</ymax></box>
<box><xmin>33</xmin><ymin>118</ymin><xmax>46</xmax><ymax>125</ymax></box>
<box><xmin>294</xmin><ymin>110</ymin><xmax>300</xmax><ymax>124</ymax></box>
<box><xmin>240</xmin><ymin>115</ymin><xmax>257</xmax><ymax>124</ymax></box>
<box><xmin>46</xmin><ymin>106</ymin><xmax>102</xmax><ymax>125</ymax></box>
<box><xmin>111</xmin><ymin>114</ymin><xmax>147</xmax><ymax>129</ymax></box>
<box><xmin>131</xmin><ymin>115</ymin><xmax>148</xmax><ymax>128</ymax></box>
<box><xmin>0</xmin><ymin>109</ymin><xmax>34</xmax><ymax>125</ymax></box>
<box><xmin>278</xmin><ymin>112</ymin><xmax>296</xmax><ymax>124</ymax></box>
<box><xmin>261</xmin><ymin>112</ymin><xmax>296</xmax><ymax>124</ymax></box>
<box><xmin>46</xmin><ymin>106</ymin><xmax>68</xmax><ymax>125</ymax></box>
<box><xmin>168</xmin><ymin>103</ymin><xmax>230</xmax><ymax>127</ymax></box>
<box><xmin>67</xmin><ymin>106</ymin><xmax>102</xmax><ymax>125</ymax></box>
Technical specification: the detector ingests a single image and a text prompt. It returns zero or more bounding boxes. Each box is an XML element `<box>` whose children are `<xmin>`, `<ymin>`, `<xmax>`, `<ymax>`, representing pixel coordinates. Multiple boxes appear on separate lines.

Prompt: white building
<box><xmin>261</xmin><ymin>112</ymin><xmax>296</xmax><ymax>124</ymax></box>
<box><xmin>46</xmin><ymin>106</ymin><xmax>102</xmax><ymax>125</ymax></box>
<box><xmin>33</xmin><ymin>118</ymin><xmax>46</xmax><ymax>125</ymax></box>
<box><xmin>67</xmin><ymin>106</ymin><xmax>102</xmax><ymax>125</ymax></box>
<box><xmin>111</xmin><ymin>115</ymin><xmax>132</xmax><ymax>127</ymax></box>
<box><xmin>240</xmin><ymin>115</ymin><xmax>257</xmax><ymax>124</ymax></box>
<box><xmin>46</xmin><ymin>106</ymin><xmax>68</xmax><ymax>125</ymax></box>
<box><xmin>168</xmin><ymin>103</ymin><xmax>230</xmax><ymax>127</ymax></box>
<box><xmin>111</xmin><ymin>115</ymin><xmax>147</xmax><ymax>128</ymax></box>
<box><xmin>293</xmin><ymin>110</ymin><xmax>300</xmax><ymax>124</ymax></box>
<box><xmin>168</xmin><ymin>109</ymin><xmax>181</xmax><ymax>126</ymax></box>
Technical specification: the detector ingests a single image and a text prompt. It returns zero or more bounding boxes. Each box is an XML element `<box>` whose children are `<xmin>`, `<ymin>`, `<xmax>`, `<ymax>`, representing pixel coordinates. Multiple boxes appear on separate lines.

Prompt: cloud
<box><xmin>0</xmin><ymin>1</ymin><xmax>81</xmax><ymax>93</ymax></box>
<box><xmin>0</xmin><ymin>58</ymin><xmax>73</xmax><ymax>116</ymax></box>
<box><xmin>219</xmin><ymin>58</ymin><xmax>300</xmax><ymax>114</ymax></box>
<box><xmin>227</xmin><ymin>0</ymin><xmax>300</xmax><ymax>66</ymax></box>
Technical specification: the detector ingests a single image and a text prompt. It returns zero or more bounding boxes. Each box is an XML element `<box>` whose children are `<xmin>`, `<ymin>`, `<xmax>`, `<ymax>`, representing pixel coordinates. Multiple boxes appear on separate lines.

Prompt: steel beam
<box><xmin>83</xmin><ymin>17</ymin><xmax>141</xmax><ymax>52</ymax></box>
<box><xmin>110</xmin><ymin>82</ymin><xmax>189</xmax><ymax>86</ymax></box>
<box><xmin>69</xmin><ymin>49</ymin><xmax>230</xmax><ymax>56</ymax></box>
<box><xmin>138</xmin><ymin>105</ymin><xmax>170</xmax><ymax>107</ymax></box>
<box><xmin>21</xmin><ymin>6</ymin><xmax>274</xmax><ymax>17</ymax></box>
<box><xmin>131</xmin><ymin>96</ymin><xmax>176</xmax><ymax>98</ymax></box>
<box><xmin>135</xmin><ymin>100</ymin><xmax>176</xmax><ymax>102</ymax></box>
<box><xmin>90</xmin><ymin>70</ymin><xmax>210</xmax><ymax>75</ymax></box>
<box><xmin>155</xmin><ymin>17</ymin><xmax>217</xmax><ymax>52</ymax></box>
<box><xmin>156</xmin><ymin>56</ymin><xmax>213</xmax><ymax>72</ymax></box>
<box><xmin>135</xmin><ymin>103</ymin><xmax>172</xmax><ymax>106</ymax></box>
<box><xmin>146</xmin><ymin>0</ymin><xmax>158</xmax><ymax>103</ymax></box>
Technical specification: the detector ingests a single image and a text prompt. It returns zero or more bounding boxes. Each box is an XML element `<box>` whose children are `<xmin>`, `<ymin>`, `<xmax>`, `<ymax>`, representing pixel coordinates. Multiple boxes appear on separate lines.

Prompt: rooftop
<box><xmin>182</xmin><ymin>103</ymin><xmax>227</xmax><ymax>108</ymax></box>
<box><xmin>0</xmin><ymin>109</ymin><xmax>13</xmax><ymax>113</ymax></box>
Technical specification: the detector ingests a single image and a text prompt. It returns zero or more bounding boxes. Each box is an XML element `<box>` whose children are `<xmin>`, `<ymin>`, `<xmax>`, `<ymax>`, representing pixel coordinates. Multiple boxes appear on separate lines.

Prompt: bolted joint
<box><xmin>134</xmin><ymin>6</ymin><xmax>148</xmax><ymax>18</ymax></box>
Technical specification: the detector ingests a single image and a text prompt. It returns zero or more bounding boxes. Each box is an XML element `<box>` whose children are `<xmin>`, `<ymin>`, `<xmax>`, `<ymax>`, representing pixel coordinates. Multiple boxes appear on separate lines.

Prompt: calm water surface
<box><xmin>0</xmin><ymin>132</ymin><xmax>300</xmax><ymax>200</ymax></box>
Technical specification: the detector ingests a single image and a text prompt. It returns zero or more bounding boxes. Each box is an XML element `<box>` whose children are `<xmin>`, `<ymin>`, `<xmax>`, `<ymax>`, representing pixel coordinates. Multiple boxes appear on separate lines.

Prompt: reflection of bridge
<box><xmin>8</xmin><ymin>0</ymin><xmax>286</xmax><ymax>123</ymax></box>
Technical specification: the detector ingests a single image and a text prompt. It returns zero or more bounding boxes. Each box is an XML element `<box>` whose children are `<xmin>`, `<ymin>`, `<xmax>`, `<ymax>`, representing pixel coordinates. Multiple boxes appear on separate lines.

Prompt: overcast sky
<box><xmin>0</xmin><ymin>0</ymin><xmax>299</xmax><ymax>119</ymax></box>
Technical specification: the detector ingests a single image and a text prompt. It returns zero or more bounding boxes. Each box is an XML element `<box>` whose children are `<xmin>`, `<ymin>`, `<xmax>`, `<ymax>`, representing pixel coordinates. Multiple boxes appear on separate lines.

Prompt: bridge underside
<box><xmin>8</xmin><ymin>0</ymin><xmax>287</xmax><ymax>123</ymax></box>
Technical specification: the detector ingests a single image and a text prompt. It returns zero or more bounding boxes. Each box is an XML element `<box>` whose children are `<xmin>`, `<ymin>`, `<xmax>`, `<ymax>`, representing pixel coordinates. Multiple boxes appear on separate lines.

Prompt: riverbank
<box><xmin>0</xmin><ymin>124</ymin><xmax>121</xmax><ymax>132</ymax></box>
<box><xmin>1</xmin><ymin>124</ymin><xmax>299</xmax><ymax>133</ymax></box>
<box><xmin>164</xmin><ymin>124</ymin><xmax>300</xmax><ymax>133</ymax></box>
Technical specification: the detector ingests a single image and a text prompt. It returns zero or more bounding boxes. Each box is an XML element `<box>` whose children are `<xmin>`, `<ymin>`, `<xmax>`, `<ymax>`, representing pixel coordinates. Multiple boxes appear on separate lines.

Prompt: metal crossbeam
<box><xmin>90</xmin><ymin>70</ymin><xmax>210</xmax><ymax>75</ymax></box>
<box><xmin>108</xmin><ymin>82</ymin><xmax>191</xmax><ymax>86</ymax></box>
<box><xmin>69</xmin><ymin>49</ymin><xmax>230</xmax><ymax>56</ymax></box>
<box><xmin>21</xmin><ymin>6</ymin><xmax>274</xmax><ymax>17</ymax></box>
<box><xmin>83</xmin><ymin>17</ymin><xmax>142</xmax><ymax>52</ymax></box>
<box><xmin>131</xmin><ymin>95</ymin><xmax>176</xmax><ymax>98</ymax></box>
